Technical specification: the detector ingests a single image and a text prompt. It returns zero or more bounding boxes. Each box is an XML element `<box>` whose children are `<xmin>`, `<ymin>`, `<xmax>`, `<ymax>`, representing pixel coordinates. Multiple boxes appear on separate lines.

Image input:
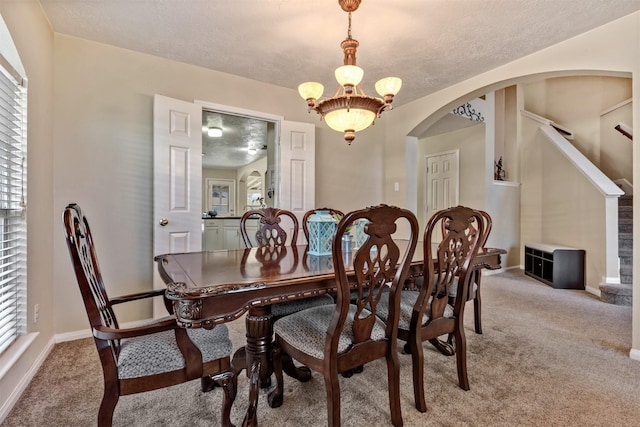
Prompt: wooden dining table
<box><xmin>155</xmin><ymin>243</ymin><xmax>506</xmax><ymax>426</ymax></box>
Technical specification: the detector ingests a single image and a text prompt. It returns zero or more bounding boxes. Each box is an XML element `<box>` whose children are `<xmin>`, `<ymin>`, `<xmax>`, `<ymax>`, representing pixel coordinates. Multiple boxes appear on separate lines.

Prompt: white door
<box><xmin>425</xmin><ymin>150</ymin><xmax>459</xmax><ymax>242</ymax></box>
<box><xmin>279</xmin><ymin>120</ymin><xmax>315</xmax><ymax>244</ymax></box>
<box><xmin>152</xmin><ymin>94</ymin><xmax>202</xmax><ymax>317</ymax></box>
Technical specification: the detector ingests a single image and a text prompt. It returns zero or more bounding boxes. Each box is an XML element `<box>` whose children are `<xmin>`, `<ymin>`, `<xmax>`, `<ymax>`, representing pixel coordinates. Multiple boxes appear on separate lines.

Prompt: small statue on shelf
<box><xmin>494</xmin><ymin>156</ymin><xmax>506</xmax><ymax>181</ymax></box>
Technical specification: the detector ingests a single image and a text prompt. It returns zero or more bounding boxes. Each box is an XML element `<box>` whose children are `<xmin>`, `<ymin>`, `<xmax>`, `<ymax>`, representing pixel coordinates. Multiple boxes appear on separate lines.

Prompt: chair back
<box><xmin>302</xmin><ymin>207</ymin><xmax>343</xmax><ymax>242</ymax></box>
<box><xmin>63</xmin><ymin>203</ymin><xmax>118</xmax><ymax>332</ymax></box>
<box><xmin>439</xmin><ymin>208</ymin><xmax>492</xmax><ymax>250</ymax></box>
<box><xmin>331</xmin><ymin>204</ymin><xmax>419</xmax><ymax>346</ymax></box>
<box><xmin>478</xmin><ymin>210</ymin><xmax>492</xmax><ymax>250</ymax></box>
<box><xmin>240</xmin><ymin>207</ymin><xmax>299</xmax><ymax>248</ymax></box>
<box><xmin>423</xmin><ymin>205</ymin><xmax>485</xmax><ymax>318</ymax></box>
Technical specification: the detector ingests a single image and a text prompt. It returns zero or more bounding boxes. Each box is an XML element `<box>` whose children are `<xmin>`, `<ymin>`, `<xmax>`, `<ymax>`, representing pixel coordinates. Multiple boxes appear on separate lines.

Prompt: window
<box><xmin>0</xmin><ymin>41</ymin><xmax>27</xmax><ymax>355</ymax></box>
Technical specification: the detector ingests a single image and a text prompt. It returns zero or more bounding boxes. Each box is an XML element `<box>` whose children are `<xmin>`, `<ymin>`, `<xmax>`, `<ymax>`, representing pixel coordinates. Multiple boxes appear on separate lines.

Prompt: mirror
<box><xmin>202</xmin><ymin>109</ymin><xmax>276</xmax><ymax>217</ymax></box>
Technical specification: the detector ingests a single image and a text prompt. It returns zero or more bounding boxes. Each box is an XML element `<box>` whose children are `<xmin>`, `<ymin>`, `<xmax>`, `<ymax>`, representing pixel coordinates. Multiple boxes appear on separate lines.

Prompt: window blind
<box><xmin>0</xmin><ymin>58</ymin><xmax>26</xmax><ymax>356</ymax></box>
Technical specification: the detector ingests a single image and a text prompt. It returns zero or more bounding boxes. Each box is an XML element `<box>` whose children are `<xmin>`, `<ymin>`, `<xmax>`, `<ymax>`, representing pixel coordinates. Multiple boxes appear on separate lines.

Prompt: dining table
<box><xmin>155</xmin><ymin>242</ymin><xmax>506</xmax><ymax>426</ymax></box>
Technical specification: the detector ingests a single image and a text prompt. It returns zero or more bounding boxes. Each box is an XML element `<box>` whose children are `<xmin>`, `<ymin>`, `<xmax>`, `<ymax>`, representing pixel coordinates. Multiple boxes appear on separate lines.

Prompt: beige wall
<box><xmin>416</xmin><ymin>124</ymin><xmax>485</xmax><ymax>230</ymax></box>
<box><xmin>3</xmin><ymin>2</ymin><xmax>640</xmax><ymax>419</ymax></box>
<box><xmin>519</xmin><ymin>75</ymin><xmax>632</xmax><ymax>291</ymax></box>
<box><xmin>50</xmin><ymin>35</ymin><xmax>387</xmax><ymax>334</ymax></box>
<box><xmin>384</xmin><ymin>12</ymin><xmax>640</xmax><ymax>354</ymax></box>
<box><xmin>600</xmin><ymin>100</ymin><xmax>633</xmax><ymax>183</ymax></box>
<box><xmin>525</xmin><ymin>76</ymin><xmax>632</xmax><ymax>167</ymax></box>
<box><xmin>521</xmin><ymin>125</ymin><xmax>608</xmax><ymax>292</ymax></box>
<box><xmin>0</xmin><ymin>0</ymin><xmax>54</xmax><ymax>414</ymax></box>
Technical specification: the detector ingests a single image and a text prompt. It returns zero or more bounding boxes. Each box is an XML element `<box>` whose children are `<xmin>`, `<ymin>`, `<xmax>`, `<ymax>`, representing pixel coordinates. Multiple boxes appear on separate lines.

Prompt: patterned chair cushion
<box><xmin>448</xmin><ymin>276</ymin><xmax>478</xmax><ymax>298</ymax></box>
<box><xmin>271</xmin><ymin>294</ymin><xmax>334</xmax><ymax>317</ymax></box>
<box><xmin>377</xmin><ymin>290</ymin><xmax>454</xmax><ymax>330</ymax></box>
<box><xmin>273</xmin><ymin>304</ymin><xmax>386</xmax><ymax>360</ymax></box>
<box><xmin>117</xmin><ymin>324</ymin><xmax>232</xmax><ymax>379</ymax></box>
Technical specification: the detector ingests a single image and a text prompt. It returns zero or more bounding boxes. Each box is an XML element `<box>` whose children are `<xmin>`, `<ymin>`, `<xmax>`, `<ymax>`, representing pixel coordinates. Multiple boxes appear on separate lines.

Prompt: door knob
<box><xmin>159</xmin><ymin>218</ymin><xmax>169</xmax><ymax>226</ymax></box>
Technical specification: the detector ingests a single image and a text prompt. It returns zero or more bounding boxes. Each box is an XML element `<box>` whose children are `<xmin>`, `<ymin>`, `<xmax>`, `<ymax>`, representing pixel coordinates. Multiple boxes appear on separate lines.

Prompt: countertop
<box><xmin>202</xmin><ymin>216</ymin><xmax>243</xmax><ymax>220</ymax></box>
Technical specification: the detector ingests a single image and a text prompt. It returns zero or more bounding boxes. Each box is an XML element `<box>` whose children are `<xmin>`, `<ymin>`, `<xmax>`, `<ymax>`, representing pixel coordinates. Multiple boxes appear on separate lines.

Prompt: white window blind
<box><xmin>0</xmin><ymin>55</ymin><xmax>27</xmax><ymax>356</ymax></box>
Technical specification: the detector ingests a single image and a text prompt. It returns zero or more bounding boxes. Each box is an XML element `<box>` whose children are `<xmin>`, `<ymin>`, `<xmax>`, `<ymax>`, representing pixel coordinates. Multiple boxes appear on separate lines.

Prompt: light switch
<box><xmin>394</xmin><ymin>182</ymin><xmax>399</xmax><ymax>191</ymax></box>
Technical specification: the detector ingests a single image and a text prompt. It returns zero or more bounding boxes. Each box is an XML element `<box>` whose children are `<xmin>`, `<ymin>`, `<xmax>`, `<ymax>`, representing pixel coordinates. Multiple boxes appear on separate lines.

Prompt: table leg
<box><xmin>242</xmin><ymin>305</ymin><xmax>311</xmax><ymax>384</ymax></box>
<box><xmin>244</xmin><ymin>306</ymin><xmax>274</xmax><ymax>388</ymax></box>
<box><xmin>240</xmin><ymin>359</ymin><xmax>260</xmax><ymax>427</ymax></box>
<box><xmin>230</xmin><ymin>307</ymin><xmax>272</xmax><ymax>427</ymax></box>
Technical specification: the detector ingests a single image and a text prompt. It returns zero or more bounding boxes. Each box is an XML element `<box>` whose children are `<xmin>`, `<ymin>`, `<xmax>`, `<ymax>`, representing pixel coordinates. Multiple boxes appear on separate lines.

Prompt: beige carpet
<box><xmin>3</xmin><ymin>270</ymin><xmax>639</xmax><ymax>426</ymax></box>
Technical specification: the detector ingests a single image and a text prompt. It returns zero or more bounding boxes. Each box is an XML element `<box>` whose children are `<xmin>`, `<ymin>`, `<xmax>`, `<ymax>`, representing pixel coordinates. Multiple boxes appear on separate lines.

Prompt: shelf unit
<box><xmin>524</xmin><ymin>243</ymin><xmax>585</xmax><ymax>289</ymax></box>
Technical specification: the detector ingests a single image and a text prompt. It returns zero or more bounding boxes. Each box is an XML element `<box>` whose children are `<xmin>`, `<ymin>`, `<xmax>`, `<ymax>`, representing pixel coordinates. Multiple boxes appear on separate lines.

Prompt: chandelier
<box><xmin>298</xmin><ymin>0</ymin><xmax>401</xmax><ymax>144</ymax></box>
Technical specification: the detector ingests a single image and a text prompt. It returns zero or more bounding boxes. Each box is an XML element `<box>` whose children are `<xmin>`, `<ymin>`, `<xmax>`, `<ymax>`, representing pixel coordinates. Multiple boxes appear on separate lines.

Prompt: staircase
<box><xmin>600</xmin><ymin>195</ymin><xmax>633</xmax><ymax>305</ymax></box>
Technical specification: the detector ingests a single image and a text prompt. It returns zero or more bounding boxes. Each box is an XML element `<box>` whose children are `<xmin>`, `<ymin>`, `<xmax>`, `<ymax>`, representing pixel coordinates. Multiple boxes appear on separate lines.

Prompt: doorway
<box><xmin>425</xmin><ymin>150</ymin><xmax>459</xmax><ymax>236</ymax></box>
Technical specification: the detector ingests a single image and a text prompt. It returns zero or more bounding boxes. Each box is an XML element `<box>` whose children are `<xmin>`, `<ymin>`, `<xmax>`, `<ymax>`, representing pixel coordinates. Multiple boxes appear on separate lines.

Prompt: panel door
<box><xmin>152</xmin><ymin>94</ymin><xmax>202</xmax><ymax>317</ymax></box>
<box><xmin>279</xmin><ymin>120</ymin><xmax>315</xmax><ymax>244</ymax></box>
<box><xmin>425</xmin><ymin>150</ymin><xmax>459</xmax><ymax>243</ymax></box>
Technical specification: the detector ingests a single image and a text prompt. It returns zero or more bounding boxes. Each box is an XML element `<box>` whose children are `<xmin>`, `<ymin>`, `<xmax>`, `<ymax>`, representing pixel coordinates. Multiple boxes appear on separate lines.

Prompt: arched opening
<box><xmin>406</xmin><ymin>71</ymin><xmax>633</xmax><ymax>302</ymax></box>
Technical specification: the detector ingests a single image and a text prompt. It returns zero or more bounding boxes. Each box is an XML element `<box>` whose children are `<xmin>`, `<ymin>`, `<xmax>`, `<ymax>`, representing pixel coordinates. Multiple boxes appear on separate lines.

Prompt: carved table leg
<box><xmin>241</xmin><ymin>359</ymin><xmax>261</xmax><ymax>427</ymax></box>
<box><xmin>245</xmin><ymin>306</ymin><xmax>274</xmax><ymax>388</ymax></box>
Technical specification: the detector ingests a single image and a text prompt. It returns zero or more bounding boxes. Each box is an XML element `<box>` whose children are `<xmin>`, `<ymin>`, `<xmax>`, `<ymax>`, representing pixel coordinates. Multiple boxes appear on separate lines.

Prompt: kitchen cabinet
<box><xmin>203</xmin><ymin>218</ymin><xmax>259</xmax><ymax>250</ymax></box>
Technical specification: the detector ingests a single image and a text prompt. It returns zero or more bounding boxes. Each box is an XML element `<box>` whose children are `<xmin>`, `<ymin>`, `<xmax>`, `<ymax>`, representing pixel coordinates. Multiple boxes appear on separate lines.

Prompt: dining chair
<box><xmin>63</xmin><ymin>203</ymin><xmax>236</xmax><ymax>427</ymax></box>
<box><xmin>302</xmin><ymin>207</ymin><xmax>344</xmax><ymax>243</ymax></box>
<box><xmin>377</xmin><ymin>205</ymin><xmax>485</xmax><ymax>413</ymax></box>
<box><xmin>268</xmin><ymin>204</ymin><xmax>419</xmax><ymax>426</ymax></box>
<box><xmin>446</xmin><ymin>209</ymin><xmax>493</xmax><ymax>335</ymax></box>
<box><xmin>240</xmin><ymin>207</ymin><xmax>333</xmax><ymax>387</ymax></box>
<box><xmin>240</xmin><ymin>207</ymin><xmax>334</xmax><ymax>318</ymax></box>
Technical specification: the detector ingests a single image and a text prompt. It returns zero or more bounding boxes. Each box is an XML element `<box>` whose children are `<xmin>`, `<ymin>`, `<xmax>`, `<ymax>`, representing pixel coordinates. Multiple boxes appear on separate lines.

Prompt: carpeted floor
<box><xmin>3</xmin><ymin>270</ymin><xmax>639</xmax><ymax>426</ymax></box>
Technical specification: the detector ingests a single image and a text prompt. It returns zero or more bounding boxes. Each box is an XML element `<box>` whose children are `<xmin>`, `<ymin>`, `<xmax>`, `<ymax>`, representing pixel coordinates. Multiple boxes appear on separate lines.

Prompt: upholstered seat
<box><xmin>378</xmin><ymin>290</ymin><xmax>454</xmax><ymax>330</ymax></box>
<box><xmin>63</xmin><ymin>203</ymin><xmax>236</xmax><ymax>427</ymax></box>
<box><xmin>270</xmin><ymin>295</ymin><xmax>337</xmax><ymax>317</ymax></box>
<box><xmin>273</xmin><ymin>304</ymin><xmax>386</xmax><ymax>359</ymax></box>
<box><xmin>268</xmin><ymin>204</ymin><xmax>419</xmax><ymax>427</ymax></box>
<box><xmin>448</xmin><ymin>276</ymin><xmax>479</xmax><ymax>300</ymax></box>
<box><xmin>117</xmin><ymin>326</ymin><xmax>233</xmax><ymax>379</ymax></box>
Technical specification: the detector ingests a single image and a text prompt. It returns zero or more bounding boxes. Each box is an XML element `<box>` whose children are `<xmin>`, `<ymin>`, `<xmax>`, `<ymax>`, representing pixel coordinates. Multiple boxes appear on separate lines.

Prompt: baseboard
<box><xmin>484</xmin><ymin>267</ymin><xmax>507</xmax><ymax>276</ymax></box>
<box><xmin>55</xmin><ymin>328</ymin><xmax>92</xmax><ymax>343</ymax></box>
<box><xmin>0</xmin><ymin>318</ymin><xmax>165</xmax><ymax>422</ymax></box>
<box><xmin>55</xmin><ymin>318</ymin><xmax>166</xmax><ymax>343</ymax></box>
<box><xmin>630</xmin><ymin>348</ymin><xmax>640</xmax><ymax>362</ymax></box>
<box><xmin>585</xmin><ymin>285</ymin><xmax>601</xmax><ymax>298</ymax></box>
<box><xmin>0</xmin><ymin>335</ymin><xmax>55</xmax><ymax>423</ymax></box>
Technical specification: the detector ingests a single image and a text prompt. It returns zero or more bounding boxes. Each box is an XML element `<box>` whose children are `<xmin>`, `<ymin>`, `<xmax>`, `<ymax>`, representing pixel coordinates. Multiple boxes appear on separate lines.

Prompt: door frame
<box><xmin>196</xmin><ymin>100</ymin><xmax>284</xmax><ymax>208</ymax></box>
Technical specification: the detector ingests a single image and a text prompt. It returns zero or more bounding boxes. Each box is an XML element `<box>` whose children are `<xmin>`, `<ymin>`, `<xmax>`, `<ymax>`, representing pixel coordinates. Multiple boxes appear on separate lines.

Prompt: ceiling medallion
<box><xmin>298</xmin><ymin>0</ymin><xmax>401</xmax><ymax>144</ymax></box>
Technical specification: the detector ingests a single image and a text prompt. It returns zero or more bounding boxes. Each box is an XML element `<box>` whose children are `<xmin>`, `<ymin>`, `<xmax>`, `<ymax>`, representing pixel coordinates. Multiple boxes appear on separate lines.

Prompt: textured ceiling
<box><xmin>38</xmin><ymin>0</ymin><xmax>640</xmax><ymax>167</ymax></box>
<box><xmin>39</xmin><ymin>0</ymin><xmax>640</xmax><ymax>106</ymax></box>
<box><xmin>202</xmin><ymin>111</ymin><xmax>269</xmax><ymax>169</ymax></box>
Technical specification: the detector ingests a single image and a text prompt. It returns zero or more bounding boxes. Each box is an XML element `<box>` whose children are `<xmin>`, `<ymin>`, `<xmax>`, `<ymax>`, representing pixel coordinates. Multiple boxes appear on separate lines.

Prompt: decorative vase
<box><xmin>308</xmin><ymin>210</ymin><xmax>336</xmax><ymax>256</ymax></box>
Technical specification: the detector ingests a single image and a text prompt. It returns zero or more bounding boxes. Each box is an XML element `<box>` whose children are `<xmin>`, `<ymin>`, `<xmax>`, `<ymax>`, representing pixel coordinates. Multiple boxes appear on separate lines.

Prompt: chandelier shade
<box><xmin>334</xmin><ymin>65</ymin><xmax>364</xmax><ymax>88</ymax></box>
<box><xmin>298</xmin><ymin>82</ymin><xmax>324</xmax><ymax>104</ymax></box>
<box><xmin>298</xmin><ymin>0</ymin><xmax>400</xmax><ymax>144</ymax></box>
<box><xmin>375</xmin><ymin>77</ymin><xmax>403</xmax><ymax>98</ymax></box>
